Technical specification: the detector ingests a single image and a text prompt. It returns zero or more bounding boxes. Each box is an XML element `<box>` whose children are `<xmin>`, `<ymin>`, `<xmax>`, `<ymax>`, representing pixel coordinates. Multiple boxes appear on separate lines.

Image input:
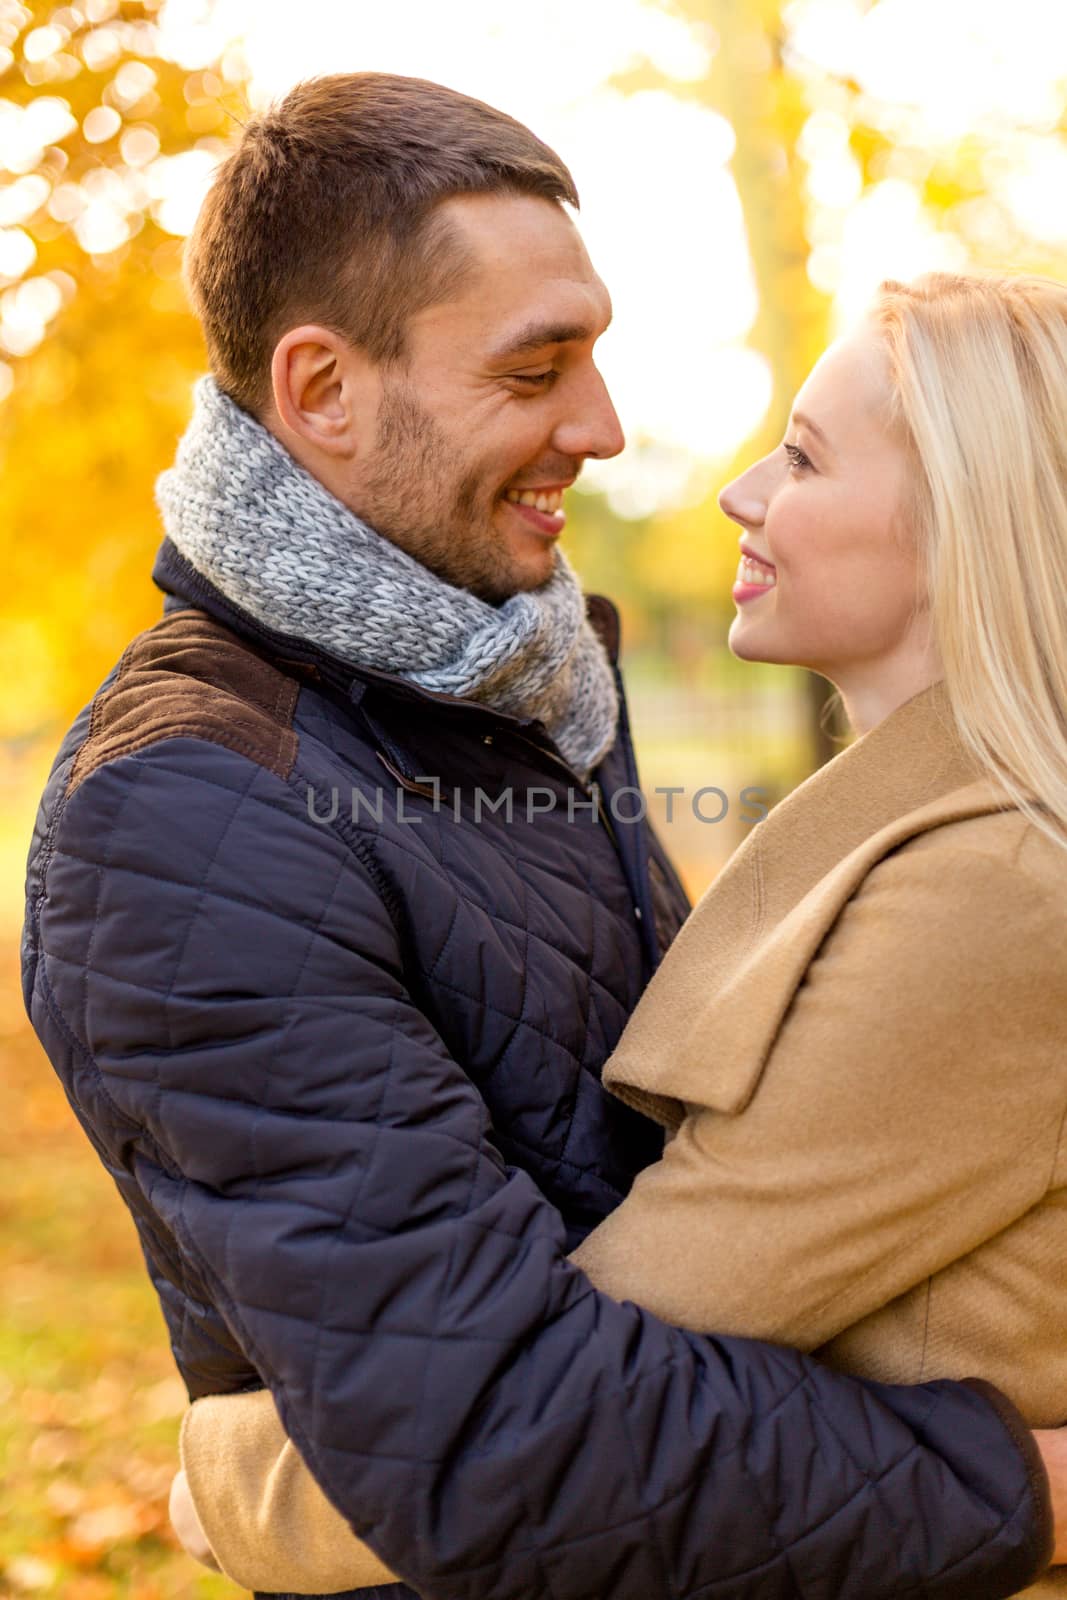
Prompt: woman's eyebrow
<box><xmin>791</xmin><ymin>410</ymin><xmax>832</xmax><ymax>451</ymax></box>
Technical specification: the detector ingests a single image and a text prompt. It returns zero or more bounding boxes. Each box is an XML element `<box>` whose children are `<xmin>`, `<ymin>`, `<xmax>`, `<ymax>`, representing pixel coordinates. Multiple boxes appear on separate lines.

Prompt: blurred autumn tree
<box><xmin>600</xmin><ymin>0</ymin><xmax>841</xmax><ymax>758</ymax></box>
<box><xmin>0</xmin><ymin>0</ymin><xmax>247</xmax><ymax>743</ymax></box>
<box><xmin>602</xmin><ymin>0</ymin><xmax>1067</xmax><ymax>763</ymax></box>
<box><xmin>6</xmin><ymin>0</ymin><xmax>1067</xmax><ymax>773</ymax></box>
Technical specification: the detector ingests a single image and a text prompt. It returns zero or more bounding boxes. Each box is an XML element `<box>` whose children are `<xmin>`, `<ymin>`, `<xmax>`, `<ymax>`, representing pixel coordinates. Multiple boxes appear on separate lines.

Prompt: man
<box><xmin>22</xmin><ymin>72</ymin><xmax>1063</xmax><ymax>1600</ymax></box>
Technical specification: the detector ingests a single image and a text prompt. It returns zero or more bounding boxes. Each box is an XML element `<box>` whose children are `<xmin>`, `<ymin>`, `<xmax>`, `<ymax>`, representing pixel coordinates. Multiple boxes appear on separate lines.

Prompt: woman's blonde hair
<box><xmin>871</xmin><ymin>270</ymin><xmax>1067</xmax><ymax>849</ymax></box>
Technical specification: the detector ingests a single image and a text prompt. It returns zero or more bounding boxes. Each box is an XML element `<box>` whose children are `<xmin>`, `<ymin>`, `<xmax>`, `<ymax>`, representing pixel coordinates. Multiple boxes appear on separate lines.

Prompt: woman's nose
<box><xmin>718</xmin><ymin>469</ymin><xmax>767</xmax><ymax>528</ymax></box>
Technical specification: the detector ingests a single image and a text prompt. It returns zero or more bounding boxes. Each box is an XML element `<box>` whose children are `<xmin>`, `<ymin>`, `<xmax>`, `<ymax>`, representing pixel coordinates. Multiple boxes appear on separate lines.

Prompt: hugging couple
<box><xmin>22</xmin><ymin>70</ymin><xmax>1067</xmax><ymax>1600</ymax></box>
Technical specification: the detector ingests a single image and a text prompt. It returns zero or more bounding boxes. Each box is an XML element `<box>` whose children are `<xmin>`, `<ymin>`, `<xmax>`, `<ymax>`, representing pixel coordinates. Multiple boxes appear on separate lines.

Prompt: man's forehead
<box><xmin>410</xmin><ymin>191</ymin><xmax>612</xmax><ymax>354</ymax></box>
<box><xmin>446</xmin><ymin>193</ymin><xmax>607</xmax><ymax>294</ymax></box>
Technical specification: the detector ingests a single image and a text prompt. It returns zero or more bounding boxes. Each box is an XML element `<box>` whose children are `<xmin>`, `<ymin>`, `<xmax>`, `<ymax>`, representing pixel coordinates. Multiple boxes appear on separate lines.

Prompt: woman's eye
<box><xmin>512</xmin><ymin>371</ymin><xmax>557</xmax><ymax>387</ymax></box>
<box><xmin>783</xmin><ymin>442</ymin><xmax>812</xmax><ymax>471</ymax></box>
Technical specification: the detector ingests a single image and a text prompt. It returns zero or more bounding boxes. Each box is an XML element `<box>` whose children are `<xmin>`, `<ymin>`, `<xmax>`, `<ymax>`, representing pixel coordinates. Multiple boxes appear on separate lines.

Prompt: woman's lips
<box><xmin>733</xmin><ymin>547</ymin><xmax>777</xmax><ymax>605</ymax></box>
<box><xmin>732</xmin><ymin>581</ymin><xmax>774</xmax><ymax>604</ymax></box>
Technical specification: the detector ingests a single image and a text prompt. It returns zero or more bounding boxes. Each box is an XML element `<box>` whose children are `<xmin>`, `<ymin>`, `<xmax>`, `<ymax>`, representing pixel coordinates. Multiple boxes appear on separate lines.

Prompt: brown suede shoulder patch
<box><xmin>67</xmin><ymin>610</ymin><xmax>300</xmax><ymax>796</ymax></box>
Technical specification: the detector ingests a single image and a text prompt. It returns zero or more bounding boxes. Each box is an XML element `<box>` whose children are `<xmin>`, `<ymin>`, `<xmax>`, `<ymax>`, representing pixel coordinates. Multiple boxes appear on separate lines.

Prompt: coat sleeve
<box><xmin>179</xmin><ymin>1389</ymin><xmax>398</xmax><ymax>1593</ymax></box>
<box><xmin>572</xmin><ymin>835</ymin><xmax>1067</xmax><ymax>1352</ymax></box>
<box><xmin>44</xmin><ymin>744</ymin><xmax>1053</xmax><ymax>1600</ymax></box>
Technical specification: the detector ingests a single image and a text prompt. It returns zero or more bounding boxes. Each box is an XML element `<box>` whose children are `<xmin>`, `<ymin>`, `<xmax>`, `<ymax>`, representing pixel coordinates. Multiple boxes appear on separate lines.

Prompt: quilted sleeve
<box><xmin>34</xmin><ymin>740</ymin><xmax>1053</xmax><ymax>1600</ymax></box>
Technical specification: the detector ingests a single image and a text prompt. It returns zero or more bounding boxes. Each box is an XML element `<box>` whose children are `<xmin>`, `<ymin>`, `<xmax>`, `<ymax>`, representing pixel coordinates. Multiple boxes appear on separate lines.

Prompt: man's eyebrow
<box><xmin>791</xmin><ymin>410</ymin><xmax>832</xmax><ymax>450</ymax></box>
<box><xmin>488</xmin><ymin>313</ymin><xmax>613</xmax><ymax>363</ymax></box>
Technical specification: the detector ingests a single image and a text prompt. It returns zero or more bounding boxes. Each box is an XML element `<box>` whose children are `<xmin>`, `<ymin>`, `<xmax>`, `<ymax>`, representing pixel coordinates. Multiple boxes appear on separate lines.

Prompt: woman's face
<box><xmin>719</xmin><ymin>326</ymin><xmax>928</xmax><ymax>695</ymax></box>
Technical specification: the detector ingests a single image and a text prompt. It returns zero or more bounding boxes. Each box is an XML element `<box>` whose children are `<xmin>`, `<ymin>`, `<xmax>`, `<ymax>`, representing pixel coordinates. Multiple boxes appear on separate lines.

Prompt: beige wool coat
<box><xmin>180</xmin><ymin>682</ymin><xmax>1067</xmax><ymax>1596</ymax></box>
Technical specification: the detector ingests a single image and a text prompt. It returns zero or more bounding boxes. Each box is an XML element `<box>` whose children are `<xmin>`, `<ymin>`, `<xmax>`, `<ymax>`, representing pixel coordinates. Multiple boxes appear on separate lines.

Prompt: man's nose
<box><xmin>552</xmin><ymin>366</ymin><xmax>626</xmax><ymax>462</ymax></box>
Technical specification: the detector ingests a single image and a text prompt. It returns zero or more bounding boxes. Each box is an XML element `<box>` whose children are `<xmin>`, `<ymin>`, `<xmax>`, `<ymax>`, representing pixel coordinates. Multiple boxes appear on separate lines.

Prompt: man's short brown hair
<box><xmin>183</xmin><ymin>72</ymin><xmax>580</xmax><ymax>415</ymax></box>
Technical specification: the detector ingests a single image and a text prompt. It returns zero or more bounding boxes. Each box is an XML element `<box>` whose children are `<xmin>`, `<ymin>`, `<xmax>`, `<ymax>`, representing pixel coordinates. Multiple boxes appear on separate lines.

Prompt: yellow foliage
<box><xmin>0</xmin><ymin>1</ymin><xmax>241</xmax><ymax>735</ymax></box>
<box><xmin>633</xmin><ymin>492</ymin><xmax>745</xmax><ymax>608</ymax></box>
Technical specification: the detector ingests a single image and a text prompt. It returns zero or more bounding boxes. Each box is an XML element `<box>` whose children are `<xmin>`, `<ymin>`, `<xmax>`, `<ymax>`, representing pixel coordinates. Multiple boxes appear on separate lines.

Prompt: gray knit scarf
<box><xmin>155</xmin><ymin>377</ymin><xmax>618</xmax><ymax>779</ymax></box>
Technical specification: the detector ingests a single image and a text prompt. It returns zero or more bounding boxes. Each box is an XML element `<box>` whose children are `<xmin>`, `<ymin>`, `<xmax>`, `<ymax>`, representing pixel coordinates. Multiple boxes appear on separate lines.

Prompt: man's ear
<box><xmin>267</xmin><ymin>326</ymin><xmax>381</xmax><ymax>462</ymax></box>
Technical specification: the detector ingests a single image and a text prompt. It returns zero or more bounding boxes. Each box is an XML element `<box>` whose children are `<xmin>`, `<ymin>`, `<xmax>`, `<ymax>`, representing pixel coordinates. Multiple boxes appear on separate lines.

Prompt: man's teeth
<box><xmin>504</xmin><ymin>488</ymin><xmax>564</xmax><ymax>515</ymax></box>
<box><xmin>738</xmin><ymin>556</ymin><xmax>776</xmax><ymax>588</ymax></box>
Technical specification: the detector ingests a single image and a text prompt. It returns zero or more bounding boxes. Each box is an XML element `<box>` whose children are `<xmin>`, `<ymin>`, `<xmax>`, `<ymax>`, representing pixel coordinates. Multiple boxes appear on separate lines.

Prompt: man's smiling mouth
<box><xmin>501</xmin><ymin>486</ymin><xmax>567</xmax><ymax>536</ymax></box>
<box><xmin>503</xmin><ymin>487</ymin><xmax>565</xmax><ymax>515</ymax></box>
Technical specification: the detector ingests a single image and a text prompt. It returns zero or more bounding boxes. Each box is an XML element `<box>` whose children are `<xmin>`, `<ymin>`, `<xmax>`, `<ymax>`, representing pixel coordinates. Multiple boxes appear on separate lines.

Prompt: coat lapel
<box><xmin>604</xmin><ymin>684</ymin><xmax>1008</xmax><ymax>1126</ymax></box>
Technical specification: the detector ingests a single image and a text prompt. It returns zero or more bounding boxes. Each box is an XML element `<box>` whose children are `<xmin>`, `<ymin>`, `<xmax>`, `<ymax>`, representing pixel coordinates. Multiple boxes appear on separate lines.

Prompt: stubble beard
<box><xmin>361</xmin><ymin>378</ymin><xmax>527</xmax><ymax>604</ymax></box>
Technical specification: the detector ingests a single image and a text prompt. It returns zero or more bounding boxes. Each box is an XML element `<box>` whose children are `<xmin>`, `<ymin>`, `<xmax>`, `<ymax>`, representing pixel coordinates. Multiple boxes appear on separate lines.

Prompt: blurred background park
<box><xmin>2</xmin><ymin>0</ymin><xmax>1067</xmax><ymax>1592</ymax></box>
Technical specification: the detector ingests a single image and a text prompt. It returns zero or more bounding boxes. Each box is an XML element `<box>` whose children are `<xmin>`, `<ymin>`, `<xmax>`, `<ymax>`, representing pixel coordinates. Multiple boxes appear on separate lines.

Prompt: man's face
<box><xmin>349</xmin><ymin>192</ymin><xmax>624</xmax><ymax>603</ymax></box>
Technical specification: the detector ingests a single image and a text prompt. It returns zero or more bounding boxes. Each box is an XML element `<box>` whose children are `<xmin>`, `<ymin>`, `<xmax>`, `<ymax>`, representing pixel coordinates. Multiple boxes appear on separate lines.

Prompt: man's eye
<box><xmin>511</xmin><ymin>371</ymin><xmax>557</xmax><ymax>387</ymax></box>
<box><xmin>783</xmin><ymin>442</ymin><xmax>812</xmax><ymax>471</ymax></box>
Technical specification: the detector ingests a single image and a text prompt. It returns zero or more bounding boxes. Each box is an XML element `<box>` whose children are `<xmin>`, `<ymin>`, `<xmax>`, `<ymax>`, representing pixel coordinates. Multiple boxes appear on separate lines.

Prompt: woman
<box><xmin>173</xmin><ymin>269</ymin><xmax>1067</xmax><ymax>1596</ymax></box>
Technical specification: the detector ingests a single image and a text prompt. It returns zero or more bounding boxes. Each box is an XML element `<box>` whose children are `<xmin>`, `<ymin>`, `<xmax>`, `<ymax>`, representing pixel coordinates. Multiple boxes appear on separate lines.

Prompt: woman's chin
<box><xmin>727</xmin><ymin>622</ymin><xmax>806</xmax><ymax>670</ymax></box>
<box><xmin>728</xmin><ymin>616</ymin><xmax>777</xmax><ymax>663</ymax></box>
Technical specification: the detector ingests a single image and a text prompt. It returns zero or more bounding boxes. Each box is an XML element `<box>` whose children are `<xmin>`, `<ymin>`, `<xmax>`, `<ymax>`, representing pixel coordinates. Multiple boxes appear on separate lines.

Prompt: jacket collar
<box><xmin>153</xmin><ymin>536</ymin><xmax>622</xmax><ymax>724</ymax></box>
<box><xmin>602</xmin><ymin>682</ymin><xmax>1012</xmax><ymax>1125</ymax></box>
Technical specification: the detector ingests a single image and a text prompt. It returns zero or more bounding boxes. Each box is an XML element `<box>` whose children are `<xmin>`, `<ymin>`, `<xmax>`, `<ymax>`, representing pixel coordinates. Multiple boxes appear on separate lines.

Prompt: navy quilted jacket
<box><xmin>22</xmin><ymin>540</ymin><xmax>1052</xmax><ymax>1600</ymax></box>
